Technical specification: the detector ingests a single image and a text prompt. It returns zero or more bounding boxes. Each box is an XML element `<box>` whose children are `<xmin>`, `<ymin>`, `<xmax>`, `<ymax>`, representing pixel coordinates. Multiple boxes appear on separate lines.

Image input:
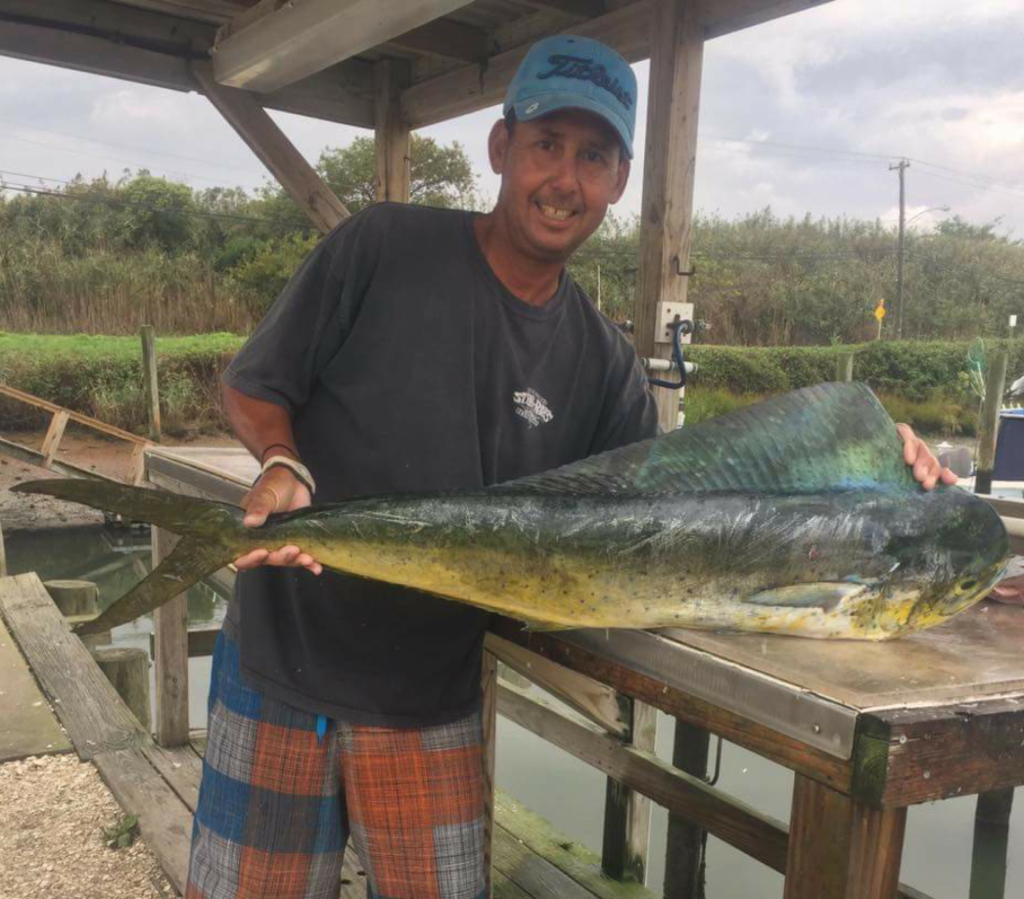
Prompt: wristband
<box><xmin>261</xmin><ymin>442</ymin><xmax>296</xmax><ymax>463</ymax></box>
<box><xmin>261</xmin><ymin>455</ymin><xmax>316</xmax><ymax>496</ymax></box>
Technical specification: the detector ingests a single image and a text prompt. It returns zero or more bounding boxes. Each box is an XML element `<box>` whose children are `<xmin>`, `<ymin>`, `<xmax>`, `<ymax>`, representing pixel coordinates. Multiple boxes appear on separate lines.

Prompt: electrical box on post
<box><xmin>655</xmin><ymin>302</ymin><xmax>694</xmax><ymax>344</ymax></box>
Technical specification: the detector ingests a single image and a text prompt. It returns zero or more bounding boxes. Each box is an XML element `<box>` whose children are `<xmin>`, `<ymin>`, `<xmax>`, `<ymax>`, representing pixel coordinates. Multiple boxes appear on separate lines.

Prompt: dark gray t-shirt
<box><xmin>223</xmin><ymin>203</ymin><xmax>658</xmax><ymax>726</ymax></box>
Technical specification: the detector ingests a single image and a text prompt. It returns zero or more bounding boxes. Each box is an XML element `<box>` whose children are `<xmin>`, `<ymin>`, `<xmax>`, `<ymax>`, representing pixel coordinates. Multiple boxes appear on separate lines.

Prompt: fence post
<box><xmin>141</xmin><ymin>325</ymin><xmax>161</xmax><ymax>442</ymax></box>
<box><xmin>975</xmin><ymin>351</ymin><xmax>1009</xmax><ymax>495</ymax></box>
<box><xmin>0</xmin><ymin>506</ymin><xmax>6</xmax><ymax>578</ymax></box>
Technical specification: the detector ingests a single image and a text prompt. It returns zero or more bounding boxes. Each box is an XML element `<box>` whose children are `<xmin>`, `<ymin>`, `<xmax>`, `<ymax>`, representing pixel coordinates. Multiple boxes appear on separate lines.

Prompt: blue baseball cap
<box><xmin>503</xmin><ymin>35</ymin><xmax>637</xmax><ymax>158</ymax></box>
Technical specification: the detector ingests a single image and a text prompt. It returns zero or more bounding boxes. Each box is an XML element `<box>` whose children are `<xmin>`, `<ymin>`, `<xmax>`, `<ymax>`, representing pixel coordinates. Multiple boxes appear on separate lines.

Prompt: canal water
<box><xmin>7</xmin><ymin>524</ymin><xmax>1021</xmax><ymax>897</ymax></box>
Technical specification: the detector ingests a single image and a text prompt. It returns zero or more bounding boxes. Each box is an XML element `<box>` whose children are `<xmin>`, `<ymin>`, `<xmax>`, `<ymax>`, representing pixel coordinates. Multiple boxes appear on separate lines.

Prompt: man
<box><xmin>187</xmin><ymin>34</ymin><xmax>954</xmax><ymax>899</ymax></box>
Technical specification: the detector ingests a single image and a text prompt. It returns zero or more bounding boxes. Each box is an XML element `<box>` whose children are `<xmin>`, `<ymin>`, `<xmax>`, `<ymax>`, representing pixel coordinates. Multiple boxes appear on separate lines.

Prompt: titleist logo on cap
<box><xmin>537</xmin><ymin>54</ymin><xmax>635</xmax><ymax>110</ymax></box>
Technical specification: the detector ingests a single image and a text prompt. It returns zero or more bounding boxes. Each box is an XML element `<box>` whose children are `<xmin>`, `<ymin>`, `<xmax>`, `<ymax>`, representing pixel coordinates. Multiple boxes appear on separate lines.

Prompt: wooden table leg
<box><xmin>784</xmin><ymin>774</ymin><xmax>907</xmax><ymax>899</ymax></box>
<box><xmin>481</xmin><ymin>650</ymin><xmax>498</xmax><ymax>897</ymax></box>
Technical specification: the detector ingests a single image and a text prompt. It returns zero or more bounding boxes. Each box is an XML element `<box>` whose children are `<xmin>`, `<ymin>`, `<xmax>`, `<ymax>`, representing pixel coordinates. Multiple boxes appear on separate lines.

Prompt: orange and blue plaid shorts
<box><xmin>186</xmin><ymin>623</ymin><xmax>487</xmax><ymax>899</ymax></box>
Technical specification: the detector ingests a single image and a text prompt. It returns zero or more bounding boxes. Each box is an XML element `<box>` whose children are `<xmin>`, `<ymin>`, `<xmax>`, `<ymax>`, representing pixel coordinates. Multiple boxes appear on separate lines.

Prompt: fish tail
<box><xmin>11</xmin><ymin>479</ymin><xmax>245</xmax><ymax>634</ymax></box>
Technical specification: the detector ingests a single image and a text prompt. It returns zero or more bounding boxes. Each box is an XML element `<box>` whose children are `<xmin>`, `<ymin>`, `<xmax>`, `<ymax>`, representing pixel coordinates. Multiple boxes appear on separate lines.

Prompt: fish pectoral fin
<box><xmin>745</xmin><ymin>581</ymin><xmax>870</xmax><ymax>612</ymax></box>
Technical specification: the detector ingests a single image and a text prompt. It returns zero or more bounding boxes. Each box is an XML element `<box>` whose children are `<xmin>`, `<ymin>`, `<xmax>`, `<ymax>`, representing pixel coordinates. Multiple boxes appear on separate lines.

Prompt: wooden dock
<box><xmin>0</xmin><ymin>571</ymin><xmax>660</xmax><ymax>899</ymax></box>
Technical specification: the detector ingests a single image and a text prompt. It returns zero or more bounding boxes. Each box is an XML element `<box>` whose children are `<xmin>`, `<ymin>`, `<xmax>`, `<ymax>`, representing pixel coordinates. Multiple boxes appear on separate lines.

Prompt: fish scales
<box><xmin>10</xmin><ymin>383</ymin><xmax>1010</xmax><ymax>640</ymax></box>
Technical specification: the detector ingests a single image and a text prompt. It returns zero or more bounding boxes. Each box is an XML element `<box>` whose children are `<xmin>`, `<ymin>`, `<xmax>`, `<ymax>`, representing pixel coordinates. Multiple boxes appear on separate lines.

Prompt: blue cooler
<box><xmin>994</xmin><ymin>408</ymin><xmax>1024</xmax><ymax>480</ymax></box>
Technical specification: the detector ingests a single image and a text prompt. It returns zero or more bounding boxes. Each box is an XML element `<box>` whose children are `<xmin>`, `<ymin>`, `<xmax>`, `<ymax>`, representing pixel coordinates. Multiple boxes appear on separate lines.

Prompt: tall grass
<box><xmin>0</xmin><ymin>241</ymin><xmax>258</xmax><ymax>334</ymax></box>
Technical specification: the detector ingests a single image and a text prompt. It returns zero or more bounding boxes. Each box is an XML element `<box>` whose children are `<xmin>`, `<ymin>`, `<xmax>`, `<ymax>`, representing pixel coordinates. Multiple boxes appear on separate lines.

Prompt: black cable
<box><xmin>648</xmin><ymin>319</ymin><xmax>692</xmax><ymax>390</ymax></box>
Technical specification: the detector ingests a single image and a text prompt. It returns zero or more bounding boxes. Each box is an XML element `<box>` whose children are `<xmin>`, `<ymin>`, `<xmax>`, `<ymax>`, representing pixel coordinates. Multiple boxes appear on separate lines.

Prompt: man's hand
<box><xmin>235</xmin><ymin>466</ymin><xmax>323</xmax><ymax>575</ymax></box>
<box><xmin>895</xmin><ymin>423</ymin><xmax>958</xmax><ymax>491</ymax></box>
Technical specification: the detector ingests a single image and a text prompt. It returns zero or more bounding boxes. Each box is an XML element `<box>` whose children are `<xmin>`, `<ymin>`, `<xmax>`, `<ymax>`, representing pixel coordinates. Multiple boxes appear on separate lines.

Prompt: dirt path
<box><xmin>0</xmin><ymin>754</ymin><xmax>178</xmax><ymax>899</ymax></box>
<box><xmin>0</xmin><ymin>429</ymin><xmax>242</xmax><ymax>532</ymax></box>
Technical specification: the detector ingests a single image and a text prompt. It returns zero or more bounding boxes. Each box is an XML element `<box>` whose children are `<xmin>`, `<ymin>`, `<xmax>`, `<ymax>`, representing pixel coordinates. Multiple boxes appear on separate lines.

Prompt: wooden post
<box><xmin>784</xmin><ymin>775</ymin><xmax>907</xmax><ymax>899</ymax></box>
<box><xmin>664</xmin><ymin>720</ymin><xmax>711</xmax><ymax>897</ymax></box>
<box><xmin>836</xmin><ymin>352</ymin><xmax>855</xmax><ymax>383</ymax></box>
<box><xmin>91</xmin><ymin>646</ymin><xmax>151</xmax><ymax>733</ymax></box>
<box><xmin>190</xmin><ymin>60</ymin><xmax>349</xmax><ymax>234</ymax></box>
<box><xmin>481</xmin><ymin>649</ymin><xmax>499</xmax><ymax>895</ymax></box>
<box><xmin>634</xmin><ymin>0</ymin><xmax>704</xmax><ymax>434</ymax></box>
<box><xmin>0</xmin><ymin>506</ymin><xmax>6</xmax><ymax>578</ymax></box>
<box><xmin>40</xmin><ymin>410</ymin><xmax>70</xmax><ymax>468</ymax></box>
<box><xmin>602</xmin><ymin>697</ymin><xmax>656</xmax><ymax>883</ymax></box>
<box><xmin>374</xmin><ymin>59</ymin><xmax>412</xmax><ymax>204</ymax></box>
<box><xmin>44</xmin><ymin>579</ymin><xmax>99</xmax><ymax>617</ymax></box>
<box><xmin>140</xmin><ymin>325</ymin><xmax>161</xmax><ymax>443</ymax></box>
<box><xmin>152</xmin><ymin>527</ymin><xmax>189</xmax><ymax>747</ymax></box>
<box><xmin>634</xmin><ymin>2</ymin><xmax>709</xmax><ymax>890</ymax></box>
<box><xmin>969</xmin><ymin>788</ymin><xmax>1015</xmax><ymax>899</ymax></box>
<box><xmin>975</xmin><ymin>350</ymin><xmax>1009</xmax><ymax>495</ymax></box>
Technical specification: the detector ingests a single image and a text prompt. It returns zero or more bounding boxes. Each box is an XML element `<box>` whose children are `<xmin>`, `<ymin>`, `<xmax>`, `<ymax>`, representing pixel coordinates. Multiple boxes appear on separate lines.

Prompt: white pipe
<box><xmin>641</xmin><ymin>359</ymin><xmax>698</xmax><ymax>374</ymax></box>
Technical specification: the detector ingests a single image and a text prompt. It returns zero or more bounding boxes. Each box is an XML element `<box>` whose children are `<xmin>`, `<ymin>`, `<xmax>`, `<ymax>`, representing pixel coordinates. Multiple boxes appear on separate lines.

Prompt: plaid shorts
<box><xmin>186</xmin><ymin>628</ymin><xmax>487</xmax><ymax>899</ymax></box>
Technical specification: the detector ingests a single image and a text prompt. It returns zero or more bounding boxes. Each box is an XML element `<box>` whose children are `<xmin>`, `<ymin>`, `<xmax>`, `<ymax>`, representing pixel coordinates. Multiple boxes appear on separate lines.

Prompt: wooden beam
<box><xmin>103</xmin><ymin>0</ymin><xmax>248</xmax><ymax>24</ymax></box>
<box><xmin>701</xmin><ymin>0</ymin><xmax>832</xmax><ymax>39</ymax></box>
<box><xmin>387</xmin><ymin>18</ymin><xmax>490</xmax><ymax>63</ymax></box>
<box><xmin>783</xmin><ymin>775</ymin><xmax>906</xmax><ymax>899</ymax></box>
<box><xmin>485</xmin><ymin>633</ymin><xmax>629</xmax><ymax>738</ymax></box>
<box><xmin>374</xmin><ymin>58</ymin><xmax>412</xmax><ymax>203</ymax></box>
<box><xmin>152</xmin><ymin>528</ymin><xmax>189</xmax><ymax>747</ymax></box>
<box><xmin>634</xmin><ymin>0</ymin><xmax>703</xmax><ymax>432</ymax></box>
<box><xmin>481</xmin><ymin>651</ymin><xmax>499</xmax><ymax>898</ymax></box>
<box><xmin>602</xmin><ymin>697</ymin><xmax>656</xmax><ymax>883</ymax></box>
<box><xmin>511</xmin><ymin>0</ymin><xmax>607</xmax><ymax>20</ymax></box>
<box><xmin>191</xmin><ymin>59</ymin><xmax>349</xmax><ymax>233</ymax></box>
<box><xmin>402</xmin><ymin>0</ymin><xmax>834</xmax><ymax>127</ymax></box>
<box><xmin>497</xmin><ymin>681</ymin><xmax>791</xmax><ymax>873</ymax></box>
<box><xmin>0</xmin><ymin>11</ymin><xmax>374</xmax><ymax>126</ymax></box>
<box><xmin>212</xmin><ymin>0</ymin><xmax>475</xmax><ymax>93</ymax></box>
<box><xmin>40</xmin><ymin>410</ymin><xmax>70</xmax><ymax>469</ymax></box>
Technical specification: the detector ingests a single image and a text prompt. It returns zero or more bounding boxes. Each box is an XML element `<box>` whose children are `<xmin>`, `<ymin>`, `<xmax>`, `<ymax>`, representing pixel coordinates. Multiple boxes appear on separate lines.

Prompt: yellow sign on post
<box><xmin>874</xmin><ymin>303</ymin><xmax>886</xmax><ymax>321</ymax></box>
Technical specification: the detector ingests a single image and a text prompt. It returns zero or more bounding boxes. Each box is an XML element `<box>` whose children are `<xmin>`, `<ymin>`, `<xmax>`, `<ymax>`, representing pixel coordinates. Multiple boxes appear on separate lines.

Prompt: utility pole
<box><xmin>889</xmin><ymin>159</ymin><xmax>910</xmax><ymax>339</ymax></box>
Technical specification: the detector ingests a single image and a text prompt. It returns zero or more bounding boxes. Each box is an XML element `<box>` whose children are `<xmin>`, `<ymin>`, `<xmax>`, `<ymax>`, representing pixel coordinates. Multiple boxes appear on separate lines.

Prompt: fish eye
<box><xmin>955</xmin><ymin>577</ymin><xmax>979</xmax><ymax>595</ymax></box>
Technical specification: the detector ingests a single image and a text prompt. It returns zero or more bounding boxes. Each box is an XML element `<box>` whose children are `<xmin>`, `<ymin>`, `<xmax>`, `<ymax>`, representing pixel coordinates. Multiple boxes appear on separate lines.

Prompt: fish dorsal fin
<box><xmin>493</xmin><ymin>382</ymin><xmax>918</xmax><ymax>496</ymax></box>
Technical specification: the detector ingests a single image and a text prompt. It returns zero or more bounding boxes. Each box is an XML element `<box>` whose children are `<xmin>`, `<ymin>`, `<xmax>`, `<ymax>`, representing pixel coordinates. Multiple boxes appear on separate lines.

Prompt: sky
<box><xmin>1</xmin><ymin>0</ymin><xmax>1022</xmax><ymax>236</ymax></box>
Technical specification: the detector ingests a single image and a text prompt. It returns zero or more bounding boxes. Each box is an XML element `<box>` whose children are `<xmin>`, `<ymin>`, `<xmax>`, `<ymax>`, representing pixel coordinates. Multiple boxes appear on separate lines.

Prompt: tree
<box><xmin>316</xmin><ymin>134</ymin><xmax>477</xmax><ymax>213</ymax></box>
<box><xmin>117</xmin><ymin>174</ymin><xmax>198</xmax><ymax>252</ymax></box>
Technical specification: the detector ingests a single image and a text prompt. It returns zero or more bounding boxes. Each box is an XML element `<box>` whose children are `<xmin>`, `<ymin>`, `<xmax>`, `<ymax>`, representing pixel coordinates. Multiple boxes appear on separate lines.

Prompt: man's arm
<box><xmin>223</xmin><ymin>382</ymin><xmax>322</xmax><ymax>575</ymax></box>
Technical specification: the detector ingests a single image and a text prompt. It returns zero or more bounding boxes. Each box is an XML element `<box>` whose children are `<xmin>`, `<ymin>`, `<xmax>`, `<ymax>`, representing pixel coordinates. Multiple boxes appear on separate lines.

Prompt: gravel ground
<box><xmin>0</xmin><ymin>754</ymin><xmax>177</xmax><ymax>898</ymax></box>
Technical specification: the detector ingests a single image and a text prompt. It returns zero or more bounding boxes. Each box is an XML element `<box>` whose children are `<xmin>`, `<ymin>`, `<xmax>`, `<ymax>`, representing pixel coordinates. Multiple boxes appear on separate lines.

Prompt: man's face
<box><xmin>488</xmin><ymin>108</ymin><xmax>630</xmax><ymax>263</ymax></box>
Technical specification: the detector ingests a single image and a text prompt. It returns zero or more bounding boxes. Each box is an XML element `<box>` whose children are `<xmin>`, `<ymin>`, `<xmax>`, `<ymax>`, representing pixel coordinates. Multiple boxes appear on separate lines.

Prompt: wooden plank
<box><xmin>387</xmin><ymin>17</ymin><xmax>490</xmax><ymax>63</ymax></box>
<box><xmin>0</xmin><ymin>573</ymin><xmax>147</xmax><ymax>760</ymax></box>
<box><xmin>39</xmin><ymin>410</ymin><xmax>71</xmax><ymax>468</ymax></box>
<box><xmin>191</xmin><ymin>59</ymin><xmax>350</xmax><ymax>233</ymax></box>
<box><xmin>0</xmin><ymin>502</ymin><xmax>6</xmax><ymax>578</ymax></box>
<box><xmin>492</xmin><ymin>821</ymin><xmax>599</xmax><ymax>899</ymax></box>
<box><xmin>485</xmin><ymin>633</ymin><xmax>629</xmax><ymax>738</ymax></box>
<box><xmin>664</xmin><ymin>718</ymin><xmax>711</xmax><ymax>897</ymax></box>
<box><xmin>0</xmin><ymin>384</ymin><xmax>149</xmax><ymax>444</ymax></box>
<box><xmin>153</xmin><ymin>527</ymin><xmax>190</xmax><ymax>747</ymax></box>
<box><xmin>403</xmin><ymin>1</ymin><xmax>650</xmax><ymax>127</ymax></box>
<box><xmin>491</xmin><ymin>621</ymin><xmax>853</xmax><ymax>795</ymax></box>
<box><xmin>498</xmin><ymin>681</ymin><xmax>791</xmax><ymax>873</ymax></box>
<box><xmin>402</xmin><ymin>0</ymin><xmax>833</xmax><ymax>127</ymax></box>
<box><xmin>969</xmin><ymin>788</ymin><xmax>1014</xmax><ymax>899</ymax></box>
<box><xmin>783</xmin><ymin>775</ymin><xmax>906</xmax><ymax>899</ymax></box>
<box><xmin>482</xmin><ymin>650</ymin><xmax>499</xmax><ymax>897</ymax></box>
<box><xmin>91</xmin><ymin>746</ymin><xmax>193</xmax><ymax>895</ymax></box>
<box><xmin>512</xmin><ymin>0</ymin><xmax>606</xmax><ymax>19</ymax></box>
<box><xmin>374</xmin><ymin>58</ymin><xmax>412</xmax><ymax>203</ymax></box>
<box><xmin>854</xmin><ymin>702</ymin><xmax>1024</xmax><ymax>808</ymax></box>
<box><xmin>143</xmin><ymin>741</ymin><xmax>204</xmax><ymax>810</ymax></box>
<box><xmin>104</xmin><ymin>0</ymin><xmax>248</xmax><ymax>24</ymax></box>
<box><xmin>495</xmin><ymin>791</ymin><xmax>656</xmax><ymax>899</ymax></box>
<box><xmin>141</xmin><ymin>325</ymin><xmax>162</xmax><ymax>442</ymax></box>
<box><xmin>212</xmin><ymin>0</ymin><xmax>474</xmax><ymax>92</ymax></box>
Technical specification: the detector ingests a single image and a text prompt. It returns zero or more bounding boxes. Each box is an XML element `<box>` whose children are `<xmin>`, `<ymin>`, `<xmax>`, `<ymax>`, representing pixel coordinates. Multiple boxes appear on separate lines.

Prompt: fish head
<box><xmin>876</xmin><ymin>487</ymin><xmax>1010</xmax><ymax>634</ymax></box>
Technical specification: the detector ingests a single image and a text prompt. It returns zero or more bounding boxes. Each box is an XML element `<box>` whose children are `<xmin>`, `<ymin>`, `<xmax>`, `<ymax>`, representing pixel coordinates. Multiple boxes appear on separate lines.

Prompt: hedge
<box><xmin>0</xmin><ymin>333</ymin><xmax>1018</xmax><ymax>436</ymax></box>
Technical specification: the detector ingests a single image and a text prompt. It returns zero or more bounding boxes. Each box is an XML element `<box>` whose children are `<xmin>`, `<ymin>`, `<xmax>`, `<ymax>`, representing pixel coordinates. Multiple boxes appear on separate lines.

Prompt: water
<box><xmin>7</xmin><ymin>525</ymin><xmax>1022</xmax><ymax>897</ymax></box>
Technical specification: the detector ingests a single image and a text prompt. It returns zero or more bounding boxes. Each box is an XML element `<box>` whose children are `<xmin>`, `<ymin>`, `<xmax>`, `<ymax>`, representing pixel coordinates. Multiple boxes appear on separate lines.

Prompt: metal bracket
<box><xmin>673</xmin><ymin>256</ymin><xmax>696</xmax><ymax>277</ymax></box>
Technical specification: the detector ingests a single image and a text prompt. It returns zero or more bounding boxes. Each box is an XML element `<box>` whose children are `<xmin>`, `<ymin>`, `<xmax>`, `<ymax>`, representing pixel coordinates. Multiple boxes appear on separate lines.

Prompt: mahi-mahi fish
<box><xmin>11</xmin><ymin>383</ymin><xmax>1010</xmax><ymax>640</ymax></box>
